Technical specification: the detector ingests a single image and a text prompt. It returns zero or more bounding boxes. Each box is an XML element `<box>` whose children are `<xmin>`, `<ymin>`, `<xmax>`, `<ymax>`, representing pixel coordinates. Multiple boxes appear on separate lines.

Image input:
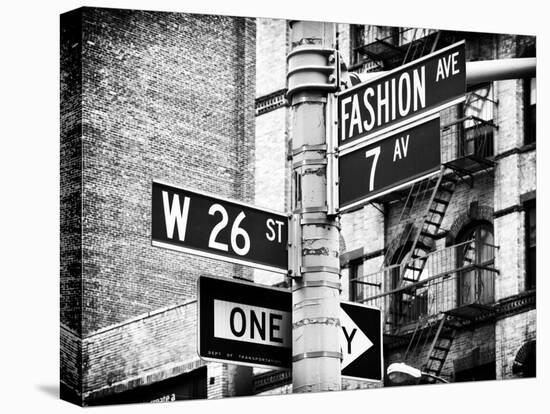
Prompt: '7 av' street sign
<box><xmin>338</xmin><ymin>41</ymin><xmax>465</xmax><ymax>150</ymax></box>
<box><xmin>151</xmin><ymin>181</ymin><xmax>288</xmax><ymax>273</ymax></box>
<box><xmin>339</xmin><ymin>114</ymin><xmax>441</xmax><ymax>212</ymax></box>
<box><xmin>198</xmin><ymin>275</ymin><xmax>382</xmax><ymax>380</ymax></box>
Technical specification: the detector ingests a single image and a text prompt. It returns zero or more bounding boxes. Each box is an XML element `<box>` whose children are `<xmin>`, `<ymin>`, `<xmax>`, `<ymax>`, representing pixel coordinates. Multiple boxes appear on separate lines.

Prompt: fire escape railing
<box><xmin>351</xmin><ymin>240</ymin><xmax>499</xmax><ymax>332</ymax></box>
<box><xmin>442</xmin><ymin>115</ymin><xmax>497</xmax><ymax>160</ymax></box>
<box><xmin>352</xmin><ymin>27</ymin><xmax>443</xmax><ymax>71</ymax></box>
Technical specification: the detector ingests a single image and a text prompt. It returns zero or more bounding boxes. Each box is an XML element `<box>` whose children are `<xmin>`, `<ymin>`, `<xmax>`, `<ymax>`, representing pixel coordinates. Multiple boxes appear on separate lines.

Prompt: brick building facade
<box><xmin>254</xmin><ymin>22</ymin><xmax>536</xmax><ymax>392</ymax></box>
<box><xmin>60</xmin><ymin>8</ymin><xmax>536</xmax><ymax>406</ymax></box>
<box><xmin>60</xmin><ymin>7</ymin><xmax>257</xmax><ymax>405</ymax></box>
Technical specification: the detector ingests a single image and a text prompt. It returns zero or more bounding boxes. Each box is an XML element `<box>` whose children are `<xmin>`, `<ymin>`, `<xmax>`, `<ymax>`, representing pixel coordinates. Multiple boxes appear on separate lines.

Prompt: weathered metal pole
<box><xmin>287</xmin><ymin>21</ymin><xmax>341</xmax><ymax>393</ymax></box>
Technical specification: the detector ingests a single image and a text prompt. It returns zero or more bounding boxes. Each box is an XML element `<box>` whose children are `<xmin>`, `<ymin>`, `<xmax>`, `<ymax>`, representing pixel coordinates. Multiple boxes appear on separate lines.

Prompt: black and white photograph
<box><xmin>1</xmin><ymin>1</ymin><xmax>547</xmax><ymax>413</ymax></box>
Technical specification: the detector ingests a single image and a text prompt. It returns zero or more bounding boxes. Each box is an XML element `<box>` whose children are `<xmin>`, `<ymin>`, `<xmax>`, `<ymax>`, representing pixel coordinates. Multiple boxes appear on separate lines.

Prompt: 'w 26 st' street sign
<box><xmin>151</xmin><ymin>181</ymin><xmax>288</xmax><ymax>273</ymax></box>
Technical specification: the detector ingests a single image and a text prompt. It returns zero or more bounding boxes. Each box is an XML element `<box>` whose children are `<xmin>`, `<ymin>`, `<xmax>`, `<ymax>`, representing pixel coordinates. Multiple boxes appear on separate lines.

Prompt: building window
<box><xmin>350</xmin><ymin>25</ymin><xmax>365</xmax><ymax>66</ymax></box>
<box><xmin>525</xmin><ymin>77</ymin><xmax>536</xmax><ymax>145</ymax></box>
<box><xmin>461</xmin><ymin>83</ymin><xmax>495</xmax><ymax>158</ymax></box>
<box><xmin>88</xmin><ymin>366</ymin><xmax>207</xmax><ymax>405</ymax></box>
<box><xmin>525</xmin><ymin>200</ymin><xmax>536</xmax><ymax>290</ymax></box>
<box><xmin>456</xmin><ymin>221</ymin><xmax>495</xmax><ymax>306</ymax></box>
<box><xmin>349</xmin><ymin>259</ymin><xmax>365</xmax><ymax>302</ymax></box>
<box><xmin>388</xmin><ymin>243</ymin><xmax>428</xmax><ymax>326</ymax></box>
<box><xmin>455</xmin><ymin>361</ymin><xmax>496</xmax><ymax>382</ymax></box>
<box><xmin>512</xmin><ymin>340</ymin><xmax>536</xmax><ymax>378</ymax></box>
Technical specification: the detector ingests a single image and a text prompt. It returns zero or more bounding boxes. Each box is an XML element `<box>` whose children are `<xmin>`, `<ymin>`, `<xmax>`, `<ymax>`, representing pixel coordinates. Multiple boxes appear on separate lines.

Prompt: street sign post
<box><xmin>151</xmin><ymin>181</ymin><xmax>288</xmax><ymax>273</ymax></box>
<box><xmin>197</xmin><ymin>275</ymin><xmax>292</xmax><ymax>370</ymax></box>
<box><xmin>340</xmin><ymin>301</ymin><xmax>383</xmax><ymax>381</ymax></box>
<box><xmin>338</xmin><ymin>41</ymin><xmax>465</xmax><ymax>151</ymax></box>
<box><xmin>338</xmin><ymin>114</ymin><xmax>441</xmax><ymax>212</ymax></box>
<box><xmin>198</xmin><ymin>276</ymin><xmax>382</xmax><ymax>381</ymax></box>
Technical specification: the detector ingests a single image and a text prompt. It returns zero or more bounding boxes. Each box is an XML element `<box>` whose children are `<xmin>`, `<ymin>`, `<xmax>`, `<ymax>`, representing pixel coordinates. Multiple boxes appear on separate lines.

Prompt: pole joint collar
<box><xmin>300</xmin><ymin>266</ymin><xmax>340</xmax><ymax>275</ymax></box>
<box><xmin>291</xmin><ymin>96</ymin><xmax>327</xmax><ymax>105</ymax></box>
<box><xmin>292</xmin><ymin>351</ymin><xmax>342</xmax><ymax>363</ymax></box>
<box><xmin>292</xmin><ymin>159</ymin><xmax>327</xmax><ymax>170</ymax></box>
<box><xmin>300</xmin><ymin>217</ymin><xmax>341</xmax><ymax>229</ymax></box>
<box><xmin>293</xmin><ymin>206</ymin><xmax>328</xmax><ymax>214</ymax></box>
<box><xmin>292</xmin><ymin>280</ymin><xmax>341</xmax><ymax>291</ymax></box>
<box><xmin>291</xmin><ymin>144</ymin><xmax>327</xmax><ymax>156</ymax></box>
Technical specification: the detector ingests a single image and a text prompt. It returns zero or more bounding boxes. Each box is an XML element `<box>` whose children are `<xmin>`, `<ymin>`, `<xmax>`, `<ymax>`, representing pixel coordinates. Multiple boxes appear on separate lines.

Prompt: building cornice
<box><xmin>255</xmin><ymin>89</ymin><xmax>287</xmax><ymax>116</ymax></box>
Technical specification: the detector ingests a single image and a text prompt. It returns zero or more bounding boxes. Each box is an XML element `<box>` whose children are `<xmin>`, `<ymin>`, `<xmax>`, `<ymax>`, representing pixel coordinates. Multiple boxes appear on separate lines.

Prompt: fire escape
<box><xmin>349</xmin><ymin>32</ymin><xmax>499</xmax><ymax>379</ymax></box>
<box><xmin>351</xmin><ymin>28</ymin><xmax>460</xmax><ymax>72</ymax></box>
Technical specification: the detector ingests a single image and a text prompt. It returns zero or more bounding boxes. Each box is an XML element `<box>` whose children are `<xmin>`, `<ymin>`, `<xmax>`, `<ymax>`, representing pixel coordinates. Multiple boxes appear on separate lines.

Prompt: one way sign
<box><xmin>340</xmin><ymin>301</ymin><xmax>383</xmax><ymax>381</ymax></box>
<box><xmin>198</xmin><ymin>276</ymin><xmax>382</xmax><ymax>379</ymax></box>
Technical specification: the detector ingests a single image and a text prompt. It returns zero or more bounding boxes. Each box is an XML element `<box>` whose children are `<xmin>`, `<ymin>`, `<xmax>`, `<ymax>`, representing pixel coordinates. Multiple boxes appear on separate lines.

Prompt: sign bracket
<box><xmin>326</xmin><ymin>91</ymin><xmax>340</xmax><ymax>216</ymax></box>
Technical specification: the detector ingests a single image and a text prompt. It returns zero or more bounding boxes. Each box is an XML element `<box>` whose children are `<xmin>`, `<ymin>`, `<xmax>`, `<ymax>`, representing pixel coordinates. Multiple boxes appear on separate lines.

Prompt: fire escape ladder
<box><xmin>404</xmin><ymin>319</ymin><xmax>422</xmax><ymax>360</ymax></box>
<box><xmin>397</xmin><ymin>168</ymin><xmax>457</xmax><ymax>288</ymax></box>
<box><xmin>402</xmin><ymin>29</ymin><xmax>441</xmax><ymax>65</ymax></box>
<box><xmin>430</xmin><ymin>30</ymin><xmax>442</xmax><ymax>54</ymax></box>
<box><xmin>383</xmin><ymin>175</ymin><xmax>436</xmax><ymax>268</ymax></box>
<box><xmin>404</xmin><ymin>316</ymin><xmax>435</xmax><ymax>361</ymax></box>
<box><xmin>423</xmin><ymin>314</ymin><xmax>458</xmax><ymax>380</ymax></box>
<box><xmin>401</xmin><ymin>28</ymin><xmax>419</xmax><ymax>64</ymax></box>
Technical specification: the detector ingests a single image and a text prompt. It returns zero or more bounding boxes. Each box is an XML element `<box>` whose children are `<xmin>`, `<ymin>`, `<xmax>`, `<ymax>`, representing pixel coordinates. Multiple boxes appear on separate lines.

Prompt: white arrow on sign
<box><xmin>339</xmin><ymin>306</ymin><xmax>373</xmax><ymax>370</ymax></box>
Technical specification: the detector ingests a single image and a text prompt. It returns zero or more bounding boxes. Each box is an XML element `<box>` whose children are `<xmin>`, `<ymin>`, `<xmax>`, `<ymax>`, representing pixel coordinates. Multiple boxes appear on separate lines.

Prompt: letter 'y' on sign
<box><xmin>340</xmin><ymin>305</ymin><xmax>373</xmax><ymax>369</ymax></box>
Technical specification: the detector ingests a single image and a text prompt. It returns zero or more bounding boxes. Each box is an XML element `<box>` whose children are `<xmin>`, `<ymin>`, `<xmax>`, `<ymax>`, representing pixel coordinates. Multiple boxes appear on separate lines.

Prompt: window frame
<box><xmin>524</xmin><ymin>77</ymin><xmax>536</xmax><ymax>145</ymax></box>
<box><xmin>525</xmin><ymin>199</ymin><xmax>536</xmax><ymax>290</ymax></box>
<box><xmin>455</xmin><ymin>221</ymin><xmax>495</xmax><ymax>306</ymax></box>
<box><xmin>350</xmin><ymin>24</ymin><xmax>365</xmax><ymax>66</ymax></box>
<box><xmin>349</xmin><ymin>258</ymin><xmax>365</xmax><ymax>302</ymax></box>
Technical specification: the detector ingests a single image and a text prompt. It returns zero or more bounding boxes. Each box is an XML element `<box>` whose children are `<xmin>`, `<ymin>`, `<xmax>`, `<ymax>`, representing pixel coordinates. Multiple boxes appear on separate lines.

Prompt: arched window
<box><xmin>512</xmin><ymin>340</ymin><xmax>536</xmax><ymax>378</ymax></box>
<box><xmin>456</xmin><ymin>221</ymin><xmax>495</xmax><ymax>306</ymax></box>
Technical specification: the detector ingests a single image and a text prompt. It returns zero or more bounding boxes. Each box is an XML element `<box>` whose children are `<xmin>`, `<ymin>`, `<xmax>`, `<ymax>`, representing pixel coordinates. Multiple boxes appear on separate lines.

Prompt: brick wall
<box><xmin>60</xmin><ymin>8</ymin><xmax>83</xmax><ymax>336</ymax></box>
<box><xmin>385</xmin><ymin>323</ymin><xmax>495</xmax><ymax>382</ymax></box>
<box><xmin>496</xmin><ymin>309</ymin><xmax>536</xmax><ymax>379</ymax></box>
<box><xmin>81</xmin><ymin>299</ymin><xmax>201</xmax><ymax>402</ymax></box>
<box><xmin>74</xmin><ymin>7</ymin><xmax>256</xmax><ymax>334</ymax></box>
<box><xmin>60</xmin><ymin>325</ymin><xmax>82</xmax><ymax>402</ymax></box>
<box><xmin>206</xmin><ymin>363</ymin><xmax>226</xmax><ymax>399</ymax></box>
<box><xmin>335</xmin><ymin>26</ymin><xmax>536</xmax><ymax>386</ymax></box>
<box><xmin>341</xmin><ymin>205</ymin><xmax>385</xmax><ymax>301</ymax></box>
<box><xmin>249</xmin><ymin>24</ymin><xmax>535</xmax><ymax>393</ymax></box>
<box><xmin>256</xmin><ymin>18</ymin><xmax>287</xmax><ymax>97</ymax></box>
<box><xmin>253</xmin><ymin>18</ymin><xmax>289</xmax><ymax>286</ymax></box>
<box><xmin>337</xmin><ymin>24</ymin><xmax>351</xmax><ymax>65</ymax></box>
<box><xmin>61</xmin><ymin>7</ymin><xmax>257</xmax><ymax>404</ymax></box>
<box><xmin>61</xmin><ymin>13</ymin><xmax>537</xmax><ymax>401</ymax></box>
<box><xmin>60</xmin><ymin>9</ymin><xmax>84</xmax><ymax>403</ymax></box>
<box><xmin>493</xmin><ymin>34</ymin><xmax>535</xmax><ymax>300</ymax></box>
<box><xmin>82</xmin><ymin>300</ymin><xmax>203</xmax><ymax>398</ymax></box>
<box><xmin>253</xmin><ymin>106</ymin><xmax>289</xmax><ymax>286</ymax></box>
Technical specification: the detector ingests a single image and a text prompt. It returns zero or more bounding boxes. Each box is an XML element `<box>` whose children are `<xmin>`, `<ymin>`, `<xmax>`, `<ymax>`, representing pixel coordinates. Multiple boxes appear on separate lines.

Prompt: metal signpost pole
<box><xmin>287</xmin><ymin>21</ymin><xmax>341</xmax><ymax>392</ymax></box>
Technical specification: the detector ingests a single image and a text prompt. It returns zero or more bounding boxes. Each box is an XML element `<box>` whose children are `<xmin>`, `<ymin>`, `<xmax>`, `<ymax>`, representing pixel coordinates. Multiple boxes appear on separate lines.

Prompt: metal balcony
<box><xmin>443</xmin><ymin>116</ymin><xmax>497</xmax><ymax>181</ymax></box>
<box><xmin>351</xmin><ymin>240</ymin><xmax>499</xmax><ymax>335</ymax></box>
<box><xmin>352</xmin><ymin>28</ymin><xmax>457</xmax><ymax>71</ymax></box>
